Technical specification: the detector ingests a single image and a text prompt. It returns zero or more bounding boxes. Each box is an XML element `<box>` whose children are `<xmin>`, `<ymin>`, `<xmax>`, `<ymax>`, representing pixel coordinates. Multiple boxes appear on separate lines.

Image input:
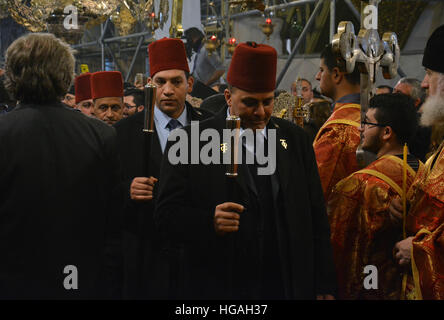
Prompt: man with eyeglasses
<box><xmin>123</xmin><ymin>87</ymin><xmax>145</xmax><ymax>118</ymax></box>
<box><xmin>390</xmin><ymin>25</ymin><xmax>444</xmax><ymax>300</ymax></box>
<box><xmin>328</xmin><ymin>93</ymin><xmax>421</xmax><ymax>300</ymax></box>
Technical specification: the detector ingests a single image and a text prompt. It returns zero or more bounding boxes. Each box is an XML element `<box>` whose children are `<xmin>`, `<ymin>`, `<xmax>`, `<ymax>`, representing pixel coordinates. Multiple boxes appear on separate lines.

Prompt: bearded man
<box><xmin>390</xmin><ymin>25</ymin><xmax>444</xmax><ymax>300</ymax></box>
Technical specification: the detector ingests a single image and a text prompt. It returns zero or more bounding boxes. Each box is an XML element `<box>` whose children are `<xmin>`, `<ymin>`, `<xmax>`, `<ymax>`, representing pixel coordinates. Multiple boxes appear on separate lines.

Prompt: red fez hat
<box><xmin>74</xmin><ymin>73</ymin><xmax>92</xmax><ymax>104</ymax></box>
<box><xmin>148</xmin><ymin>38</ymin><xmax>190</xmax><ymax>77</ymax></box>
<box><xmin>227</xmin><ymin>42</ymin><xmax>277</xmax><ymax>92</ymax></box>
<box><xmin>90</xmin><ymin>71</ymin><xmax>124</xmax><ymax>100</ymax></box>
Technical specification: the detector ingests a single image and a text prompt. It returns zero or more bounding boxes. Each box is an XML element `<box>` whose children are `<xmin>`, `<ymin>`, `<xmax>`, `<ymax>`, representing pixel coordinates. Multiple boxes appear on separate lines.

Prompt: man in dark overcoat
<box><xmin>113</xmin><ymin>38</ymin><xmax>213</xmax><ymax>299</ymax></box>
<box><xmin>155</xmin><ymin>42</ymin><xmax>337</xmax><ymax>299</ymax></box>
<box><xmin>0</xmin><ymin>33</ymin><xmax>123</xmax><ymax>299</ymax></box>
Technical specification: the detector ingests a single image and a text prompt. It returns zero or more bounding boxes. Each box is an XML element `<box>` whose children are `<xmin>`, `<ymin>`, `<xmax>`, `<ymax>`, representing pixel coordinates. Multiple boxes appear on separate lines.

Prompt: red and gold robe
<box><xmin>405</xmin><ymin>143</ymin><xmax>444</xmax><ymax>300</ymax></box>
<box><xmin>313</xmin><ymin>103</ymin><xmax>361</xmax><ymax>201</ymax></box>
<box><xmin>328</xmin><ymin>155</ymin><xmax>419</xmax><ymax>299</ymax></box>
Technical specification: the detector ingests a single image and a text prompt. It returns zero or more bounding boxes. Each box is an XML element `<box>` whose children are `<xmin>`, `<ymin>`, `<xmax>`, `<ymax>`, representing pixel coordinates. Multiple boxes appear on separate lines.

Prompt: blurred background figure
<box><xmin>184</xmin><ymin>27</ymin><xmax>225</xmax><ymax>88</ymax></box>
<box><xmin>393</xmin><ymin>77</ymin><xmax>426</xmax><ymax>109</ymax></box>
<box><xmin>393</xmin><ymin>77</ymin><xmax>431</xmax><ymax>162</ymax></box>
<box><xmin>123</xmin><ymin>87</ymin><xmax>145</xmax><ymax>117</ymax></box>
<box><xmin>62</xmin><ymin>84</ymin><xmax>76</xmax><ymax>107</ymax></box>
<box><xmin>74</xmin><ymin>73</ymin><xmax>94</xmax><ymax>116</ymax></box>
<box><xmin>303</xmin><ymin>100</ymin><xmax>332</xmax><ymax>143</ymax></box>
<box><xmin>291</xmin><ymin>78</ymin><xmax>313</xmax><ymax>104</ymax></box>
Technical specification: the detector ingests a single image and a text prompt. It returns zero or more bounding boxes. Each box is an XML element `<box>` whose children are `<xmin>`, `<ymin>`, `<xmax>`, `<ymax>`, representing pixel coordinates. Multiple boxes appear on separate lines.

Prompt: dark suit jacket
<box><xmin>0</xmin><ymin>102</ymin><xmax>123</xmax><ymax>299</ymax></box>
<box><xmin>113</xmin><ymin>102</ymin><xmax>213</xmax><ymax>298</ymax></box>
<box><xmin>155</xmin><ymin>107</ymin><xmax>337</xmax><ymax>299</ymax></box>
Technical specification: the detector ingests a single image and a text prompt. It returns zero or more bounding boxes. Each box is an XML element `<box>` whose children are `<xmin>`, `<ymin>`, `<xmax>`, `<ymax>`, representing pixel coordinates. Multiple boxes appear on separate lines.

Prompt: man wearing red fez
<box><xmin>389</xmin><ymin>25</ymin><xmax>444</xmax><ymax>300</ymax></box>
<box><xmin>91</xmin><ymin>71</ymin><xmax>124</xmax><ymax>125</ymax></box>
<box><xmin>113</xmin><ymin>37</ymin><xmax>213</xmax><ymax>298</ymax></box>
<box><xmin>155</xmin><ymin>42</ymin><xmax>337</xmax><ymax>299</ymax></box>
<box><xmin>74</xmin><ymin>73</ymin><xmax>94</xmax><ymax>116</ymax></box>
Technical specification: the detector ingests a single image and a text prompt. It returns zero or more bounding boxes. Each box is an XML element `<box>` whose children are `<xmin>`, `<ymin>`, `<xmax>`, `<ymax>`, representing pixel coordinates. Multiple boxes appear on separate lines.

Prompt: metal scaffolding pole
<box><xmin>343</xmin><ymin>0</ymin><xmax>361</xmax><ymax>21</ymax></box>
<box><xmin>125</xmin><ymin>36</ymin><xmax>145</xmax><ymax>82</ymax></box>
<box><xmin>330</xmin><ymin>0</ymin><xmax>335</xmax><ymax>43</ymax></box>
<box><xmin>99</xmin><ymin>19</ymin><xmax>110</xmax><ymax>71</ymax></box>
<box><xmin>227</xmin><ymin>0</ymin><xmax>317</xmax><ymax>20</ymax></box>
<box><xmin>72</xmin><ymin>31</ymin><xmax>154</xmax><ymax>49</ymax></box>
<box><xmin>101</xmin><ymin>25</ymin><xmax>105</xmax><ymax>71</ymax></box>
<box><xmin>276</xmin><ymin>0</ymin><xmax>326</xmax><ymax>87</ymax></box>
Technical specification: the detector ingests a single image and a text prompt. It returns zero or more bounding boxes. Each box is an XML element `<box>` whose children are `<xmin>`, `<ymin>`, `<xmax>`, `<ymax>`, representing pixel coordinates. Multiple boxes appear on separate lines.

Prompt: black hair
<box><xmin>320</xmin><ymin>44</ymin><xmax>360</xmax><ymax>85</ymax></box>
<box><xmin>124</xmin><ymin>88</ymin><xmax>145</xmax><ymax>107</ymax></box>
<box><xmin>67</xmin><ymin>84</ymin><xmax>75</xmax><ymax>95</ymax></box>
<box><xmin>369</xmin><ymin>93</ymin><xmax>418</xmax><ymax>145</ymax></box>
<box><xmin>184</xmin><ymin>28</ymin><xmax>205</xmax><ymax>58</ymax></box>
<box><xmin>377</xmin><ymin>85</ymin><xmax>393</xmax><ymax>93</ymax></box>
<box><xmin>218</xmin><ymin>84</ymin><xmax>228</xmax><ymax>93</ymax></box>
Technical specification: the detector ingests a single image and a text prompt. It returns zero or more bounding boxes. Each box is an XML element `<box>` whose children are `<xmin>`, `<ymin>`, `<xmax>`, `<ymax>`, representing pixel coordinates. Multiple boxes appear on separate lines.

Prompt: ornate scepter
<box><xmin>137</xmin><ymin>82</ymin><xmax>156</xmax><ymax>296</ymax></box>
<box><xmin>225</xmin><ymin>114</ymin><xmax>241</xmax><ymax>293</ymax></box>
<box><xmin>142</xmin><ymin>83</ymin><xmax>157</xmax><ymax>176</ymax></box>
<box><xmin>225</xmin><ymin>115</ymin><xmax>241</xmax><ymax>201</ymax></box>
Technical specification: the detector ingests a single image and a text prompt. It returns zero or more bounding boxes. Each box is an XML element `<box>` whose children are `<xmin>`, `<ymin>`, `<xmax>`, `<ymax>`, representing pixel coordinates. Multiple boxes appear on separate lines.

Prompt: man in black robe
<box><xmin>0</xmin><ymin>33</ymin><xmax>122</xmax><ymax>299</ymax></box>
<box><xmin>113</xmin><ymin>38</ymin><xmax>213</xmax><ymax>299</ymax></box>
<box><xmin>155</xmin><ymin>42</ymin><xmax>336</xmax><ymax>299</ymax></box>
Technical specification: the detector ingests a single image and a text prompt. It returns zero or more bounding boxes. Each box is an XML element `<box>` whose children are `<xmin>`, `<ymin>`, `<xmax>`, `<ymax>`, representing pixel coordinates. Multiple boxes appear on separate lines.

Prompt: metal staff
<box><xmin>137</xmin><ymin>82</ymin><xmax>156</xmax><ymax>296</ymax></box>
<box><xmin>142</xmin><ymin>83</ymin><xmax>157</xmax><ymax>176</ymax></box>
<box><xmin>225</xmin><ymin>114</ymin><xmax>241</xmax><ymax>293</ymax></box>
<box><xmin>225</xmin><ymin>115</ymin><xmax>241</xmax><ymax>200</ymax></box>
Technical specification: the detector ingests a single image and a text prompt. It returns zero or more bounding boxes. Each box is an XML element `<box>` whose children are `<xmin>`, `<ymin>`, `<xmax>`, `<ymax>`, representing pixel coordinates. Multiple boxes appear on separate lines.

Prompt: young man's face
<box><xmin>225</xmin><ymin>87</ymin><xmax>274</xmax><ymax>130</ymax></box>
<box><xmin>150</xmin><ymin>69</ymin><xmax>194</xmax><ymax>119</ymax></box>
<box><xmin>77</xmin><ymin>99</ymin><xmax>94</xmax><ymax>116</ymax></box>
<box><xmin>315</xmin><ymin>59</ymin><xmax>335</xmax><ymax>100</ymax></box>
<box><xmin>93</xmin><ymin>97</ymin><xmax>124</xmax><ymax>125</ymax></box>
<box><xmin>359</xmin><ymin>108</ymin><xmax>384</xmax><ymax>154</ymax></box>
<box><xmin>123</xmin><ymin>95</ymin><xmax>142</xmax><ymax>117</ymax></box>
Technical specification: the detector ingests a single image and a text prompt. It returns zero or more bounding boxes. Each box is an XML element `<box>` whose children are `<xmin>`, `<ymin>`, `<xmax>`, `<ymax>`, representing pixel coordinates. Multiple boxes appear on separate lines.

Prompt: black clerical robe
<box><xmin>114</xmin><ymin>102</ymin><xmax>213</xmax><ymax>298</ymax></box>
<box><xmin>155</xmin><ymin>107</ymin><xmax>337</xmax><ymax>299</ymax></box>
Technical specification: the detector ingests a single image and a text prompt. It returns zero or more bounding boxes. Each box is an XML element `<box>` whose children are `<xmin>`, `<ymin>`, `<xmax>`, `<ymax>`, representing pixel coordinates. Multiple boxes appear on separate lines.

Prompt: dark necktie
<box><xmin>166</xmin><ymin>119</ymin><xmax>181</xmax><ymax>131</ymax></box>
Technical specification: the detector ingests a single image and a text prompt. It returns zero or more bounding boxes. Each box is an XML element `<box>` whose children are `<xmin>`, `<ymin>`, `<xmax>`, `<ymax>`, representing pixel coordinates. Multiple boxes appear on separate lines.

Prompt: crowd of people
<box><xmin>0</xmin><ymin>24</ymin><xmax>443</xmax><ymax>300</ymax></box>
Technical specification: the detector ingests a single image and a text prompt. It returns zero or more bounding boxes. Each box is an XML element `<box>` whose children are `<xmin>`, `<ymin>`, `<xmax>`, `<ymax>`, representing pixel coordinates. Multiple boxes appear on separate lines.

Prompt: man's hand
<box><xmin>393</xmin><ymin>236</ymin><xmax>414</xmax><ymax>266</ymax></box>
<box><xmin>130</xmin><ymin>176</ymin><xmax>158</xmax><ymax>202</ymax></box>
<box><xmin>316</xmin><ymin>294</ymin><xmax>335</xmax><ymax>300</ymax></box>
<box><xmin>388</xmin><ymin>196</ymin><xmax>403</xmax><ymax>226</ymax></box>
<box><xmin>214</xmin><ymin>202</ymin><xmax>244</xmax><ymax>236</ymax></box>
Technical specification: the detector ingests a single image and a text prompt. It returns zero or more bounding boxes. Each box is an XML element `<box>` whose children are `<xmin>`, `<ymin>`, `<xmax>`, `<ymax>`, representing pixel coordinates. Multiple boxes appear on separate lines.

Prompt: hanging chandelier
<box><xmin>2</xmin><ymin>0</ymin><xmax>120</xmax><ymax>43</ymax></box>
<box><xmin>0</xmin><ymin>0</ymin><xmax>171</xmax><ymax>42</ymax></box>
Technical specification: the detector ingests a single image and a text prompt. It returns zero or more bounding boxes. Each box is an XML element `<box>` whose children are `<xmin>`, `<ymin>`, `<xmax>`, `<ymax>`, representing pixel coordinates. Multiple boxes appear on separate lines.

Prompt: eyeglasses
<box><xmin>360</xmin><ymin>120</ymin><xmax>387</xmax><ymax>128</ymax></box>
